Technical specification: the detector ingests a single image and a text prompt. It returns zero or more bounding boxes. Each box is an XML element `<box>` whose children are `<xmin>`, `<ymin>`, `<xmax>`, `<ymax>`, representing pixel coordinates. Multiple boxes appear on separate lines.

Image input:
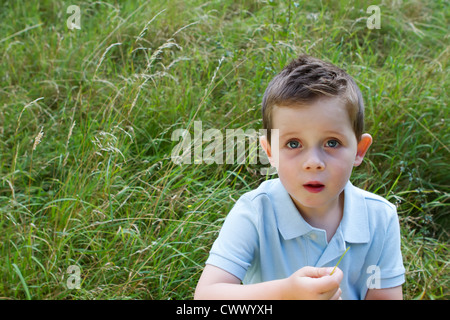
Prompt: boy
<box><xmin>194</xmin><ymin>55</ymin><xmax>405</xmax><ymax>300</ymax></box>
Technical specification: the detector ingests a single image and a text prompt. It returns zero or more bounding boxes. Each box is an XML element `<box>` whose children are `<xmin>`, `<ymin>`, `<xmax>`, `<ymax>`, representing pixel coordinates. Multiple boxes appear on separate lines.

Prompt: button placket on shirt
<box><xmin>308</xmin><ymin>229</ymin><xmax>327</xmax><ymax>246</ymax></box>
<box><xmin>305</xmin><ymin>230</ymin><xmax>328</xmax><ymax>267</ymax></box>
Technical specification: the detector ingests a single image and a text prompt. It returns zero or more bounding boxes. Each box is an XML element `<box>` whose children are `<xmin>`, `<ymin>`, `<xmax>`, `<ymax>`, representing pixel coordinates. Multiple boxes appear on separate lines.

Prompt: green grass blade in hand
<box><xmin>330</xmin><ymin>246</ymin><xmax>350</xmax><ymax>275</ymax></box>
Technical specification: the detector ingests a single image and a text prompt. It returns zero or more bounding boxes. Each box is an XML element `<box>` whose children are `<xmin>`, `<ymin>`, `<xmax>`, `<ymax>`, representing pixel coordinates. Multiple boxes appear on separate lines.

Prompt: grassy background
<box><xmin>0</xmin><ymin>0</ymin><xmax>448</xmax><ymax>300</ymax></box>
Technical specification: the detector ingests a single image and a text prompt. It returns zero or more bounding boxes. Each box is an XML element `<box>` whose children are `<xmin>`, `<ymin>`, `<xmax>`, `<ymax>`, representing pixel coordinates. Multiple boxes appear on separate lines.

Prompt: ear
<box><xmin>261</xmin><ymin>129</ymin><xmax>280</xmax><ymax>169</ymax></box>
<box><xmin>259</xmin><ymin>131</ymin><xmax>278</xmax><ymax>169</ymax></box>
<box><xmin>354</xmin><ymin>133</ymin><xmax>372</xmax><ymax>167</ymax></box>
<box><xmin>260</xmin><ymin>135</ymin><xmax>273</xmax><ymax>165</ymax></box>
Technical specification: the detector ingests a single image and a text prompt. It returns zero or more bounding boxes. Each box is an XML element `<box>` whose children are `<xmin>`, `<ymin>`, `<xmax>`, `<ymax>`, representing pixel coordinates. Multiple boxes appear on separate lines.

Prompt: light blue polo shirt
<box><xmin>206</xmin><ymin>178</ymin><xmax>405</xmax><ymax>300</ymax></box>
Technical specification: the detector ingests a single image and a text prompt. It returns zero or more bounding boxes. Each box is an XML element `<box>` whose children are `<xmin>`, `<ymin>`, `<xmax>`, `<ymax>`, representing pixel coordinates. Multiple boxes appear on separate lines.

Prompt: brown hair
<box><xmin>261</xmin><ymin>55</ymin><xmax>365</xmax><ymax>143</ymax></box>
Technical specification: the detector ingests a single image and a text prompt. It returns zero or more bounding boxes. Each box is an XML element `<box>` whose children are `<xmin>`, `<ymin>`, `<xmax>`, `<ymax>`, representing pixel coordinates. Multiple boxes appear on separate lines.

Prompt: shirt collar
<box><xmin>270</xmin><ymin>179</ymin><xmax>314</xmax><ymax>240</ymax></box>
<box><xmin>340</xmin><ymin>181</ymin><xmax>370</xmax><ymax>243</ymax></box>
<box><xmin>270</xmin><ymin>179</ymin><xmax>370</xmax><ymax>243</ymax></box>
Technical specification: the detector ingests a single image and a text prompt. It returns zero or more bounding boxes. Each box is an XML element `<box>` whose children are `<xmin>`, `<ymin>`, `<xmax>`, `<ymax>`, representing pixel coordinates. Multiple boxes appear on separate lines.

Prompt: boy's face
<box><xmin>261</xmin><ymin>97</ymin><xmax>372</xmax><ymax>216</ymax></box>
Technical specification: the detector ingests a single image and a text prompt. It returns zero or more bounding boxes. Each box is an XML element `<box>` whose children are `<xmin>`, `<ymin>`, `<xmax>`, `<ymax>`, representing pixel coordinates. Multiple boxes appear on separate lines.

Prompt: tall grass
<box><xmin>0</xmin><ymin>0</ymin><xmax>448</xmax><ymax>300</ymax></box>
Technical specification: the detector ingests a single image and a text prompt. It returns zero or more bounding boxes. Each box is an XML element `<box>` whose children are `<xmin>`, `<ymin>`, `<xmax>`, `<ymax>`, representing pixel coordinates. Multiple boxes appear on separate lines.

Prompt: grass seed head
<box><xmin>32</xmin><ymin>127</ymin><xmax>44</xmax><ymax>151</ymax></box>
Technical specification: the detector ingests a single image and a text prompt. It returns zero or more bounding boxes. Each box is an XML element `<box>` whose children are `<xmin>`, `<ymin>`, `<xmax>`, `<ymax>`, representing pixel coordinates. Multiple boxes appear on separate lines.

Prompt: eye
<box><xmin>325</xmin><ymin>139</ymin><xmax>340</xmax><ymax>148</ymax></box>
<box><xmin>287</xmin><ymin>140</ymin><xmax>302</xmax><ymax>149</ymax></box>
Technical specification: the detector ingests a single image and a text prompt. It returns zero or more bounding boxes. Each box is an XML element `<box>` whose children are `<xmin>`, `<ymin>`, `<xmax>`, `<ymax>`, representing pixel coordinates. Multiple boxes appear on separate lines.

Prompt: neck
<box><xmin>293</xmin><ymin>192</ymin><xmax>344</xmax><ymax>242</ymax></box>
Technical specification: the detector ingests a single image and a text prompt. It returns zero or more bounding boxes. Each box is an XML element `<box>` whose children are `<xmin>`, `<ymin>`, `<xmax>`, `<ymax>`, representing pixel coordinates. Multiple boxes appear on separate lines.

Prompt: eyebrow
<box><xmin>279</xmin><ymin>131</ymin><xmax>298</xmax><ymax>139</ymax></box>
<box><xmin>323</xmin><ymin>130</ymin><xmax>346</xmax><ymax>137</ymax></box>
<box><xmin>279</xmin><ymin>130</ymin><xmax>345</xmax><ymax>139</ymax></box>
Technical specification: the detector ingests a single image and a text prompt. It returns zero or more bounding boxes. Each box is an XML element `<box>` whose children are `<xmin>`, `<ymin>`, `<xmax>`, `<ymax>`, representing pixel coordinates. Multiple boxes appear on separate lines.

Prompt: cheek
<box><xmin>277</xmin><ymin>152</ymin><xmax>293</xmax><ymax>169</ymax></box>
<box><xmin>328</xmin><ymin>155</ymin><xmax>355</xmax><ymax>180</ymax></box>
<box><xmin>276</xmin><ymin>156</ymin><xmax>297</xmax><ymax>182</ymax></box>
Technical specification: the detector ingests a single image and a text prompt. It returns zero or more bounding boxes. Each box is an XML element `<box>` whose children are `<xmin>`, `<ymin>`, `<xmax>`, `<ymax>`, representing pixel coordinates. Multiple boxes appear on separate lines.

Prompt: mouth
<box><xmin>303</xmin><ymin>181</ymin><xmax>325</xmax><ymax>193</ymax></box>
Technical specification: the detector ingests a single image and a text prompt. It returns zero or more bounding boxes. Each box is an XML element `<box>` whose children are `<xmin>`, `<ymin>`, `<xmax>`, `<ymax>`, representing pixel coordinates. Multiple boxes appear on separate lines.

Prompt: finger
<box><xmin>318</xmin><ymin>284</ymin><xmax>340</xmax><ymax>300</ymax></box>
<box><xmin>296</xmin><ymin>266</ymin><xmax>343</xmax><ymax>298</ymax></box>
<box><xmin>297</xmin><ymin>266</ymin><xmax>334</xmax><ymax>279</ymax></box>
<box><xmin>328</xmin><ymin>287</ymin><xmax>342</xmax><ymax>300</ymax></box>
<box><xmin>317</xmin><ymin>268</ymin><xmax>344</xmax><ymax>294</ymax></box>
<box><xmin>302</xmin><ymin>273</ymin><xmax>340</xmax><ymax>296</ymax></box>
<box><xmin>328</xmin><ymin>267</ymin><xmax>344</xmax><ymax>284</ymax></box>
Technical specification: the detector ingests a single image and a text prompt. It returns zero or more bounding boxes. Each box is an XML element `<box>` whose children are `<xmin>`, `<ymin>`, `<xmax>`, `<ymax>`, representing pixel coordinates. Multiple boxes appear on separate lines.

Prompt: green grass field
<box><xmin>0</xmin><ymin>0</ymin><xmax>448</xmax><ymax>300</ymax></box>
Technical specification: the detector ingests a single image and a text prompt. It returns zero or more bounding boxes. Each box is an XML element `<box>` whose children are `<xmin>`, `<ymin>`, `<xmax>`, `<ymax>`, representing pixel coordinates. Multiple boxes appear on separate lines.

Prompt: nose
<box><xmin>303</xmin><ymin>149</ymin><xmax>325</xmax><ymax>171</ymax></box>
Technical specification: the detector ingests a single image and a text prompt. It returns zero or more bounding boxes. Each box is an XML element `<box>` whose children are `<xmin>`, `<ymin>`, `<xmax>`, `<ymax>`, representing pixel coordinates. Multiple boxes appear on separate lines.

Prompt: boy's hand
<box><xmin>281</xmin><ymin>266</ymin><xmax>343</xmax><ymax>300</ymax></box>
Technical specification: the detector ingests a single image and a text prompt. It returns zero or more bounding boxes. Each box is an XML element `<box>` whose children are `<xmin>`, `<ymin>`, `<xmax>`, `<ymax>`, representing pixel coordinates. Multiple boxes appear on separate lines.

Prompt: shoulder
<box><xmin>237</xmin><ymin>178</ymin><xmax>282</xmax><ymax>208</ymax></box>
<box><xmin>350</xmin><ymin>183</ymin><xmax>399</xmax><ymax>229</ymax></box>
<box><xmin>242</xmin><ymin>178</ymin><xmax>281</xmax><ymax>199</ymax></box>
<box><xmin>227</xmin><ymin>178</ymin><xmax>283</xmax><ymax>224</ymax></box>
<box><xmin>357</xmin><ymin>186</ymin><xmax>396</xmax><ymax>212</ymax></box>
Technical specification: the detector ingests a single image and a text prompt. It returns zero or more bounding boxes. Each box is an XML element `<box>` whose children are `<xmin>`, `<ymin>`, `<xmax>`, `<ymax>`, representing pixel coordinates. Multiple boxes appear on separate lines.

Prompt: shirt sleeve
<box><xmin>205</xmin><ymin>195</ymin><xmax>259</xmax><ymax>281</ymax></box>
<box><xmin>370</xmin><ymin>207</ymin><xmax>406</xmax><ymax>290</ymax></box>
